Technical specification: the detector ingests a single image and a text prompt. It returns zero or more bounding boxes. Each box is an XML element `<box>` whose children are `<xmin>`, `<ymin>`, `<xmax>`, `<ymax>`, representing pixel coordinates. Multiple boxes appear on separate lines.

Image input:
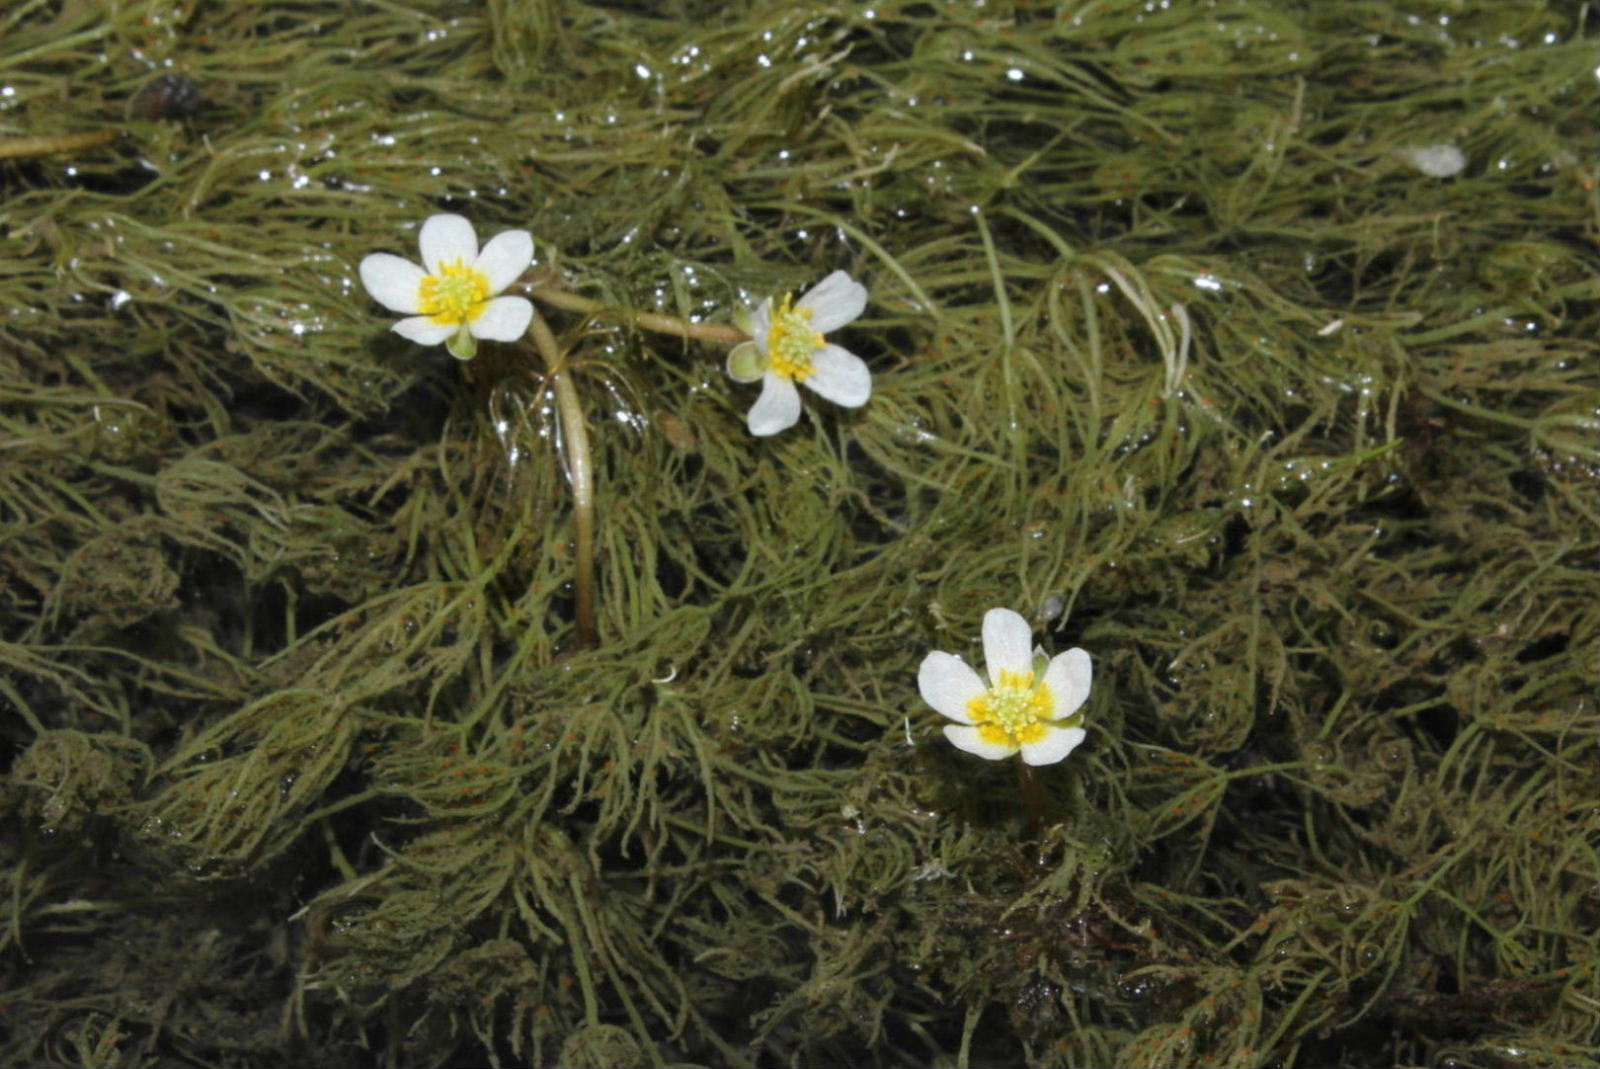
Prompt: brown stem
<box><xmin>0</xmin><ymin>129</ymin><xmax>121</xmax><ymax>160</ymax></box>
<box><xmin>527</xmin><ymin>286</ymin><xmax>750</xmax><ymax>344</ymax></box>
<box><xmin>1015</xmin><ymin>757</ymin><xmax>1043</xmax><ymax>840</ymax></box>
<box><xmin>525</xmin><ymin>309</ymin><xmax>596</xmax><ymax>649</ymax></box>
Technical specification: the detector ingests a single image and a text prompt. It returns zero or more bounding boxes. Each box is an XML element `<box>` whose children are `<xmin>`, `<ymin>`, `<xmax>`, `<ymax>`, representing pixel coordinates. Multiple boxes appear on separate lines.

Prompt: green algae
<box><xmin>3</xmin><ymin>1</ymin><xmax>1599</xmax><ymax>1066</ymax></box>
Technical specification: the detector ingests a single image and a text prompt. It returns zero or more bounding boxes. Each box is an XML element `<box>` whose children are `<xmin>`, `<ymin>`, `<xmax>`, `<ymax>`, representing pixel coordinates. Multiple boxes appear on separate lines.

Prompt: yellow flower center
<box><xmin>419</xmin><ymin>259</ymin><xmax>491</xmax><ymax>325</ymax></box>
<box><xmin>766</xmin><ymin>294</ymin><xmax>823</xmax><ymax>381</ymax></box>
<box><xmin>967</xmin><ymin>668</ymin><xmax>1055</xmax><ymax>748</ymax></box>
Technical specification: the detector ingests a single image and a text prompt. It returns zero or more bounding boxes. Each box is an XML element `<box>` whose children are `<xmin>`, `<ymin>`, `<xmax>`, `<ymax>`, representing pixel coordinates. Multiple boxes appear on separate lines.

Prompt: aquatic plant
<box><xmin>725</xmin><ymin>270</ymin><xmax>872</xmax><ymax>436</ymax></box>
<box><xmin>1</xmin><ymin>1</ymin><xmax>1597</xmax><ymax>1068</ymax></box>
<box><xmin>919</xmin><ymin>606</ymin><xmax>1091</xmax><ymax>765</ymax></box>
<box><xmin>359</xmin><ymin>212</ymin><xmax>536</xmax><ymax>360</ymax></box>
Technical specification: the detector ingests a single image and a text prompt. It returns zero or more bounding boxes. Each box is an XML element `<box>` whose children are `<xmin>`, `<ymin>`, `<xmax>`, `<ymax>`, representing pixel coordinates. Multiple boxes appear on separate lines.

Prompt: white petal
<box><xmin>359</xmin><ymin>254</ymin><xmax>426</xmax><ymax>314</ymax></box>
<box><xmin>917</xmin><ymin>652</ymin><xmax>985</xmax><ymax>724</ymax></box>
<box><xmin>803</xmin><ymin>344</ymin><xmax>871</xmax><ymax>408</ymax></box>
<box><xmin>797</xmin><ymin>270</ymin><xmax>867</xmax><ymax>332</ymax></box>
<box><xmin>747</xmin><ymin>298</ymin><xmax>774</xmax><ymax>356</ymax></box>
<box><xmin>475</xmin><ymin>229</ymin><xmax>533</xmax><ymax>294</ymax></box>
<box><xmin>419</xmin><ymin>214</ymin><xmax>477</xmax><ymax>273</ymax></box>
<box><xmin>392</xmin><ymin>316</ymin><xmax>455</xmax><ymax>345</ymax></box>
<box><xmin>1041</xmin><ymin>648</ymin><xmax>1092</xmax><ymax>719</ymax></box>
<box><xmin>943</xmin><ymin>724</ymin><xmax>1018</xmax><ymax>761</ymax></box>
<box><xmin>747</xmin><ymin>372</ymin><xmax>801</xmax><ymax>436</ymax></box>
<box><xmin>468</xmin><ymin>295</ymin><xmax>533</xmax><ymax>341</ymax></box>
<box><xmin>1019</xmin><ymin>726</ymin><xmax>1086</xmax><ymax>767</ymax></box>
<box><xmin>981</xmin><ymin>608</ymin><xmax>1035</xmax><ymax>684</ymax></box>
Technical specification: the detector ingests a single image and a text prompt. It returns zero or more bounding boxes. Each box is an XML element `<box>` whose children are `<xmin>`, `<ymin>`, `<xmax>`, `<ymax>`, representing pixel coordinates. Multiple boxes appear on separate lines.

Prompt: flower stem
<box><xmin>1015</xmin><ymin>757</ymin><xmax>1044</xmax><ymax>840</ymax></box>
<box><xmin>0</xmin><ymin>128</ymin><xmax>121</xmax><ymax>160</ymax></box>
<box><xmin>527</xmin><ymin>286</ymin><xmax>749</xmax><ymax>344</ymax></box>
<box><xmin>526</xmin><ymin>307</ymin><xmax>596</xmax><ymax>649</ymax></box>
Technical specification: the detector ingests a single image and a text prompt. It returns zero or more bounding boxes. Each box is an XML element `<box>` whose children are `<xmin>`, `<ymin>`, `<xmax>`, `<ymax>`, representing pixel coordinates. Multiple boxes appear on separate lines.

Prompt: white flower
<box><xmin>725</xmin><ymin>270</ymin><xmax>871</xmax><ymax>436</ymax></box>
<box><xmin>358</xmin><ymin>213</ymin><xmax>534</xmax><ymax>360</ymax></box>
<box><xmin>917</xmin><ymin>608</ymin><xmax>1091</xmax><ymax>766</ymax></box>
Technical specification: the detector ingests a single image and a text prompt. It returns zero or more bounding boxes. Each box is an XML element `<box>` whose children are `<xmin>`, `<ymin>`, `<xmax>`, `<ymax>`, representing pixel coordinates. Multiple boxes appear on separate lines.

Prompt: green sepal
<box><xmin>726</xmin><ymin>340</ymin><xmax>766</xmax><ymax>383</ymax></box>
<box><xmin>446</xmin><ymin>325</ymin><xmax>477</xmax><ymax>361</ymax></box>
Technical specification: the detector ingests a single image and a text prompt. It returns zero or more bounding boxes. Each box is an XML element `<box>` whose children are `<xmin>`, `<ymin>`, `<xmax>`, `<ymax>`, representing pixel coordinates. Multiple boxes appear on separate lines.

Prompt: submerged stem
<box><xmin>1015</xmin><ymin>757</ymin><xmax>1043</xmax><ymax>840</ymax></box>
<box><xmin>528</xmin><ymin>286</ymin><xmax>749</xmax><ymax>344</ymax></box>
<box><xmin>527</xmin><ymin>308</ymin><xmax>597</xmax><ymax>649</ymax></box>
<box><xmin>0</xmin><ymin>129</ymin><xmax>120</xmax><ymax>160</ymax></box>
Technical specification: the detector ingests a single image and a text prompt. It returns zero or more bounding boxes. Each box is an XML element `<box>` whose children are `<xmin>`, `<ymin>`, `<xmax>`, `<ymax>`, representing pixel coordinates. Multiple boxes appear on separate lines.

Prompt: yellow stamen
<box><xmin>967</xmin><ymin>668</ymin><xmax>1055</xmax><ymax>748</ymax></box>
<box><xmin>419</xmin><ymin>258</ymin><xmax>491</xmax><ymax>325</ymax></box>
<box><xmin>766</xmin><ymin>294</ymin><xmax>823</xmax><ymax>381</ymax></box>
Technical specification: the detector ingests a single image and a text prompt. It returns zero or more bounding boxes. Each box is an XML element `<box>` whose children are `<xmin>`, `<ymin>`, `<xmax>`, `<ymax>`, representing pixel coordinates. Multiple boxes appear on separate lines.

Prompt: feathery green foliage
<box><xmin>2</xmin><ymin>1</ymin><xmax>1597</xmax><ymax>1066</ymax></box>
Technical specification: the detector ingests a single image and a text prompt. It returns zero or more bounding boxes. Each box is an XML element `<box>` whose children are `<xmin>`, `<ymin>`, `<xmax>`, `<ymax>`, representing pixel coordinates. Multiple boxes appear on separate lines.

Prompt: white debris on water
<box><xmin>1397</xmin><ymin>144</ymin><xmax>1466</xmax><ymax>177</ymax></box>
